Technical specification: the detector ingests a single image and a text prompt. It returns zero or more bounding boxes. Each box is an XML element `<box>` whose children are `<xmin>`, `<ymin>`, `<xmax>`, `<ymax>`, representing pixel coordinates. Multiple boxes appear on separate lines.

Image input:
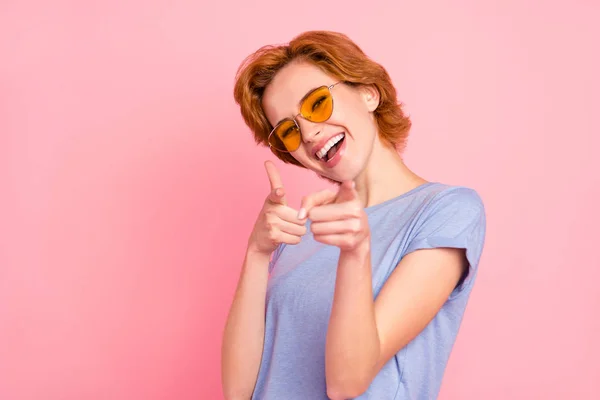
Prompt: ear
<box><xmin>360</xmin><ymin>84</ymin><xmax>380</xmax><ymax>112</ymax></box>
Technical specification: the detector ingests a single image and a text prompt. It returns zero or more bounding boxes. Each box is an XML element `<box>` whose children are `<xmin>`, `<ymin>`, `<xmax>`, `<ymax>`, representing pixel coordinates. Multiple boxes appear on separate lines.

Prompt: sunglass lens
<box><xmin>300</xmin><ymin>86</ymin><xmax>333</xmax><ymax>123</ymax></box>
<box><xmin>270</xmin><ymin>120</ymin><xmax>301</xmax><ymax>152</ymax></box>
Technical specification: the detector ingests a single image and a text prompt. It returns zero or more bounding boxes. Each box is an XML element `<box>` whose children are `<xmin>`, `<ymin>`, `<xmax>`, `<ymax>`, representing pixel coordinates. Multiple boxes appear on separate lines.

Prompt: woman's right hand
<box><xmin>247</xmin><ymin>160</ymin><xmax>307</xmax><ymax>256</ymax></box>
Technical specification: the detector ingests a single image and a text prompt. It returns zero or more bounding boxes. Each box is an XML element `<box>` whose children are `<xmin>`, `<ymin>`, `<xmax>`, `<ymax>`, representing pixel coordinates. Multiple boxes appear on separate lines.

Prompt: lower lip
<box><xmin>322</xmin><ymin>136</ymin><xmax>346</xmax><ymax>168</ymax></box>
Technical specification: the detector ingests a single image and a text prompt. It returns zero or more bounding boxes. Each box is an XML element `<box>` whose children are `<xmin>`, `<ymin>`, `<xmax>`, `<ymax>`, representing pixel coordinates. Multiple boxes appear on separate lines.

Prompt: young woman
<box><xmin>221</xmin><ymin>31</ymin><xmax>486</xmax><ymax>400</ymax></box>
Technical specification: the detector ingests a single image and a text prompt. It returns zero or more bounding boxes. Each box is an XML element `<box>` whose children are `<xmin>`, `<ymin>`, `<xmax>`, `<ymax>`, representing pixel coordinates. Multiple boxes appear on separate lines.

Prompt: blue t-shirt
<box><xmin>251</xmin><ymin>182</ymin><xmax>486</xmax><ymax>400</ymax></box>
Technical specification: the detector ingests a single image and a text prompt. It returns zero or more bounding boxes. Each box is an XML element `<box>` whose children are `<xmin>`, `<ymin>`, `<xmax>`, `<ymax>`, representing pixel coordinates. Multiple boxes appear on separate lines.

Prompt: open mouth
<box><xmin>316</xmin><ymin>133</ymin><xmax>345</xmax><ymax>162</ymax></box>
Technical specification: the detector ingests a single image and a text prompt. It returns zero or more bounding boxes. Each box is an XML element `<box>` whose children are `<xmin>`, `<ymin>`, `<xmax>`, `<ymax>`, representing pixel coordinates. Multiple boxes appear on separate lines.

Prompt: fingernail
<box><xmin>275</xmin><ymin>188</ymin><xmax>283</xmax><ymax>196</ymax></box>
<box><xmin>297</xmin><ymin>208</ymin><xmax>307</xmax><ymax>219</ymax></box>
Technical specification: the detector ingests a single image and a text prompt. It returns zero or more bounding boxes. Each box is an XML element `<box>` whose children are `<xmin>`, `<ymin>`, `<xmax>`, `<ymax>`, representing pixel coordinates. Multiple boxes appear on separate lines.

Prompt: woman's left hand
<box><xmin>298</xmin><ymin>181</ymin><xmax>370</xmax><ymax>253</ymax></box>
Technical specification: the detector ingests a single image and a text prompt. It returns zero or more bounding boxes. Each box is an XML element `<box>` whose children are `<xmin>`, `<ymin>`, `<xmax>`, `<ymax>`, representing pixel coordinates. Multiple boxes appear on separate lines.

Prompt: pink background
<box><xmin>1</xmin><ymin>1</ymin><xmax>599</xmax><ymax>399</ymax></box>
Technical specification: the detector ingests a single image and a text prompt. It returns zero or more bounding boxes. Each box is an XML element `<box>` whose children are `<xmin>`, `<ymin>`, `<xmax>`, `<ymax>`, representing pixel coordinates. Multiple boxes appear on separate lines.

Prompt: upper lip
<box><xmin>312</xmin><ymin>132</ymin><xmax>345</xmax><ymax>159</ymax></box>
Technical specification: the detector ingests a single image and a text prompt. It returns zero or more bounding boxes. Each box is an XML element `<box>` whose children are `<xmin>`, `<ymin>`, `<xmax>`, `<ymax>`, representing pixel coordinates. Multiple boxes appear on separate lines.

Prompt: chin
<box><xmin>318</xmin><ymin>161</ymin><xmax>364</xmax><ymax>183</ymax></box>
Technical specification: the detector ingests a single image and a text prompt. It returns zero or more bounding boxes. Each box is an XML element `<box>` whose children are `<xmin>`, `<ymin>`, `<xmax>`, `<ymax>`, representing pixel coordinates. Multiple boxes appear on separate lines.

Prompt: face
<box><xmin>262</xmin><ymin>61</ymin><xmax>380</xmax><ymax>182</ymax></box>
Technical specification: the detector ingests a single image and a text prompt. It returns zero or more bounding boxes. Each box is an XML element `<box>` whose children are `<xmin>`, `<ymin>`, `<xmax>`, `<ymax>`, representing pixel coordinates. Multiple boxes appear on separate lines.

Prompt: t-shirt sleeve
<box><xmin>404</xmin><ymin>186</ymin><xmax>487</xmax><ymax>295</ymax></box>
<box><xmin>268</xmin><ymin>243</ymin><xmax>286</xmax><ymax>275</ymax></box>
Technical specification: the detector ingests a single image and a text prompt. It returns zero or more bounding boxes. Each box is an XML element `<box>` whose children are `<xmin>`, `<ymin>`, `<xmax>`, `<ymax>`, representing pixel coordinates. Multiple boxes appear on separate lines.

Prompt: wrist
<box><xmin>242</xmin><ymin>245</ymin><xmax>272</xmax><ymax>276</ymax></box>
<box><xmin>246</xmin><ymin>241</ymin><xmax>273</xmax><ymax>261</ymax></box>
<box><xmin>340</xmin><ymin>236</ymin><xmax>371</xmax><ymax>261</ymax></box>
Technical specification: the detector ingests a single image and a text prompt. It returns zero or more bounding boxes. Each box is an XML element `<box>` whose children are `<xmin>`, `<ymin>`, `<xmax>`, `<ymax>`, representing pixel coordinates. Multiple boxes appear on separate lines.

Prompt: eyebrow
<box><xmin>273</xmin><ymin>85</ymin><xmax>323</xmax><ymax>127</ymax></box>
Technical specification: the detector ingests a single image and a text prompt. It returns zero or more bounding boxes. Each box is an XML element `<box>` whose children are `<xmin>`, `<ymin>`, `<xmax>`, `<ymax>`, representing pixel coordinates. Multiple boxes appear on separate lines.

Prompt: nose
<box><xmin>296</xmin><ymin>117</ymin><xmax>321</xmax><ymax>143</ymax></box>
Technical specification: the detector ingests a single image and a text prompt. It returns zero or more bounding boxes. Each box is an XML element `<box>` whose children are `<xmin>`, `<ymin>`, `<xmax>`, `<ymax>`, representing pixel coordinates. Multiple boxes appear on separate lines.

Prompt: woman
<box><xmin>221</xmin><ymin>31</ymin><xmax>486</xmax><ymax>400</ymax></box>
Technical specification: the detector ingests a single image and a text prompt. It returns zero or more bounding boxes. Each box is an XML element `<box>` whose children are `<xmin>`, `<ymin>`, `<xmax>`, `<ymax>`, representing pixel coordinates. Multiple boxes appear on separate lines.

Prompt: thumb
<box><xmin>297</xmin><ymin>188</ymin><xmax>337</xmax><ymax>219</ymax></box>
<box><xmin>336</xmin><ymin>181</ymin><xmax>358</xmax><ymax>203</ymax></box>
<box><xmin>267</xmin><ymin>186</ymin><xmax>287</xmax><ymax>206</ymax></box>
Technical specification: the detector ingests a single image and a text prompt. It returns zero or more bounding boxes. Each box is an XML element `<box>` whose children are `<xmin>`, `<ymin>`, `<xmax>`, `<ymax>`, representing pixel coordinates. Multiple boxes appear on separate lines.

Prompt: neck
<box><xmin>354</xmin><ymin>138</ymin><xmax>428</xmax><ymax>208</ymax></box>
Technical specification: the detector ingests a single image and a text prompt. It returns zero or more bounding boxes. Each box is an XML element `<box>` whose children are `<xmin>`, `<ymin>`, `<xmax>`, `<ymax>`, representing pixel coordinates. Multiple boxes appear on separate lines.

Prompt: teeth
<box><xmin>316</xmin><ymin>134</ymin><xmax>345</xmax><ymax>160</ymax></box>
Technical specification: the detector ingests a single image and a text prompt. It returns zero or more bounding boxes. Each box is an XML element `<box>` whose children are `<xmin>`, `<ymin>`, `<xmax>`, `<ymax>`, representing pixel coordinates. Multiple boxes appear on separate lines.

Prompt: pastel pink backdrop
<box><xmin>1</xmin><ymin>1</ymin><xmax>598</xmax><ymax>399</ymax></box>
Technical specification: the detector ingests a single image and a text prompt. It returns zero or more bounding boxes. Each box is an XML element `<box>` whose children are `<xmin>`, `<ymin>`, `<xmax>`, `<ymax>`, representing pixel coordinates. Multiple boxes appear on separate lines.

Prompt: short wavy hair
<box><xmin>233</xmin><ymin>31</ymin><xmax>412</xmax><ymax>167</ymax></box>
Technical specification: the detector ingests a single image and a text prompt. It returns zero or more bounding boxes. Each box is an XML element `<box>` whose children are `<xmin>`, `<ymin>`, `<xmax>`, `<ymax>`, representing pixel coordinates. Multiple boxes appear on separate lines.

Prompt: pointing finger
<box><xmin>264</xmin><ymin>160</ymin><xmax>286</xmax><ymax>205</ymax></box>
<box><xmin>308</xmin><ymin>202</ymin><xmax>363</xmax><ymax>222</ymax></box>
<box><xmin>264</xmin><ymin>160</ymin><xmax>284</xmax><ymax>191</ymax></box>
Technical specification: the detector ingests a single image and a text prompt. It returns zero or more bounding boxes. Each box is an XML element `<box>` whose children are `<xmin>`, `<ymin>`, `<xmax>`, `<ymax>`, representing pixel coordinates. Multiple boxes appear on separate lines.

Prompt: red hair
<box><xmin>233</xmin><ymin>31</ymin><xmax>412</xmax><ymax>167</ymax></box>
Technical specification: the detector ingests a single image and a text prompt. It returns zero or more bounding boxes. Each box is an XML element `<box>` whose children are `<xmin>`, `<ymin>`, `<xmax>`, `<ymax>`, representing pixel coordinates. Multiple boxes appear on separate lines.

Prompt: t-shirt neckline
<box><xmin>364</xmin><ymin>182</ymin><xmax>439</xmax><ymax>214</ymax></box>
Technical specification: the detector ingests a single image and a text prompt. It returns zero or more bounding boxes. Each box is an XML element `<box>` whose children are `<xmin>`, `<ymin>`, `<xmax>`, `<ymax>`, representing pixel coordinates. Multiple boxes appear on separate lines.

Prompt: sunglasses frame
<box><xmin>267</xmin><ymin>81</ymin><xmax>343</xmax><ymax>153</ymax></box>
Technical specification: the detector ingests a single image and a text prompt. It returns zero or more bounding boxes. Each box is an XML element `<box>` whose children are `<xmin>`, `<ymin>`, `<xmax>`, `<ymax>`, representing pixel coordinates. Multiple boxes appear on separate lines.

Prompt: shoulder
<box><xmin>401</xmin><ymin>183</ymin><xmax>487</xmax><ymax>282</ymax></box>
<box><xmin>421</xmin><ymin>183</ymin><xmax>485</xmax><ymax>216</ymax></box>
<box><xmin>408</xmin><ymin>183</ymin><xmax>487</xmax><ymax>241</ymax></box>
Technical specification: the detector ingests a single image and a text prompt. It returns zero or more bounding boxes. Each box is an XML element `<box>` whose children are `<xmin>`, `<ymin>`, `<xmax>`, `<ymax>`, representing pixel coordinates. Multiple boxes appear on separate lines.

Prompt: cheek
<box><xmin>290</xmin><ymin>147</ymin><xmax>313</xmax><ymax>167</ymax></box>
<box><xmin>333</xmin><ymin>96</ymin><xmax>370</xmax><ymax>131</ymax></box>
<box><xmin>334</xmin><ymin>110</ymin><xmax>372</xmax><ymax>141</ymax></box>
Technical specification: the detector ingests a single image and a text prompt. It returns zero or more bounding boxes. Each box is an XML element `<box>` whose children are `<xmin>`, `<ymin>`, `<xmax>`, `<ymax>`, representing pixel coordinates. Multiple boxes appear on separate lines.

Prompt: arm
<box><xmin>325</xmin><ymin>245</ymin><xmax>466</xmax><ymax>399</ymax></box>
<box><xmin>221</xmin><ymin>161</ymin><xmax>306</xmax><ymax>400</ymax></box>
<box><xmin>303</xmin><ymin>183</ymin><xmax>481</xmax><ymax>399</ymax></box>
<box><xmin>221</xmin><ymin>248</ymin><xmax>271</xmax><ymax>400</ymax></box>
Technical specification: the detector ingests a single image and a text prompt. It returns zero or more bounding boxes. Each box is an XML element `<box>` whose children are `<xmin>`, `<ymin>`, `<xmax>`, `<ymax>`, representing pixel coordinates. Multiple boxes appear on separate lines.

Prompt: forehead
<box><xmin>262</xmin><ymin>61</ymin><xmax>337</xmax><ymax>123</ymax></box>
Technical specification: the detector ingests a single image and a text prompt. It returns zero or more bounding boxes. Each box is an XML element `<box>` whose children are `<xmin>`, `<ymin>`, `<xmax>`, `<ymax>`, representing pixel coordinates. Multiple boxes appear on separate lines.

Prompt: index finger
<box><xmin>264</xmin><ymin>160</ymin><xmax>283</xmax><ymax>191</ymax></box>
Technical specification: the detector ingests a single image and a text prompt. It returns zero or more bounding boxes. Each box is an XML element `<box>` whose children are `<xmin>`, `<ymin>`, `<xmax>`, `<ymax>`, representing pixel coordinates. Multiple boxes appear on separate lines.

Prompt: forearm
<box><xmin>221</xmin><ymin>247</ymin><xmax>271</xmax><ymax>400</ymax></box>
<box><xmin>325</xmin><ymin>240</ymin><xmax>380</xmax><ymax>399</ymax></box>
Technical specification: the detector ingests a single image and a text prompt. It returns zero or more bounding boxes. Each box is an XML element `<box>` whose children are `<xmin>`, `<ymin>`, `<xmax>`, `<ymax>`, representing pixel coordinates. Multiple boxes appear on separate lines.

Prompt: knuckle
<box><xmin>310</xmin><ymin>224</ymin><xmax>319</xmax><ymax>235</ymax></box>
<box><xmin>349</xmin><ymin>219</ymin><xmax>361</xmax><ymax>233</ymax></box>
<box><xmin>267</xmin><ymin>230</ymin><xmax>278</xmax><ymax>243</ymax></box>
<box><xmin>265</xmin><ymin>213</ymin><xmax>277</xmax><ymax>226</ymax></box>
<box><xmin>271</xmin><ymin>207</ymin><xmax>284</xmax><ymax>219</ymax></box>
<box><xmin>355</xmin><ymin>219</ymin><xmax>364</xmax><ymax>232</ymax></box>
